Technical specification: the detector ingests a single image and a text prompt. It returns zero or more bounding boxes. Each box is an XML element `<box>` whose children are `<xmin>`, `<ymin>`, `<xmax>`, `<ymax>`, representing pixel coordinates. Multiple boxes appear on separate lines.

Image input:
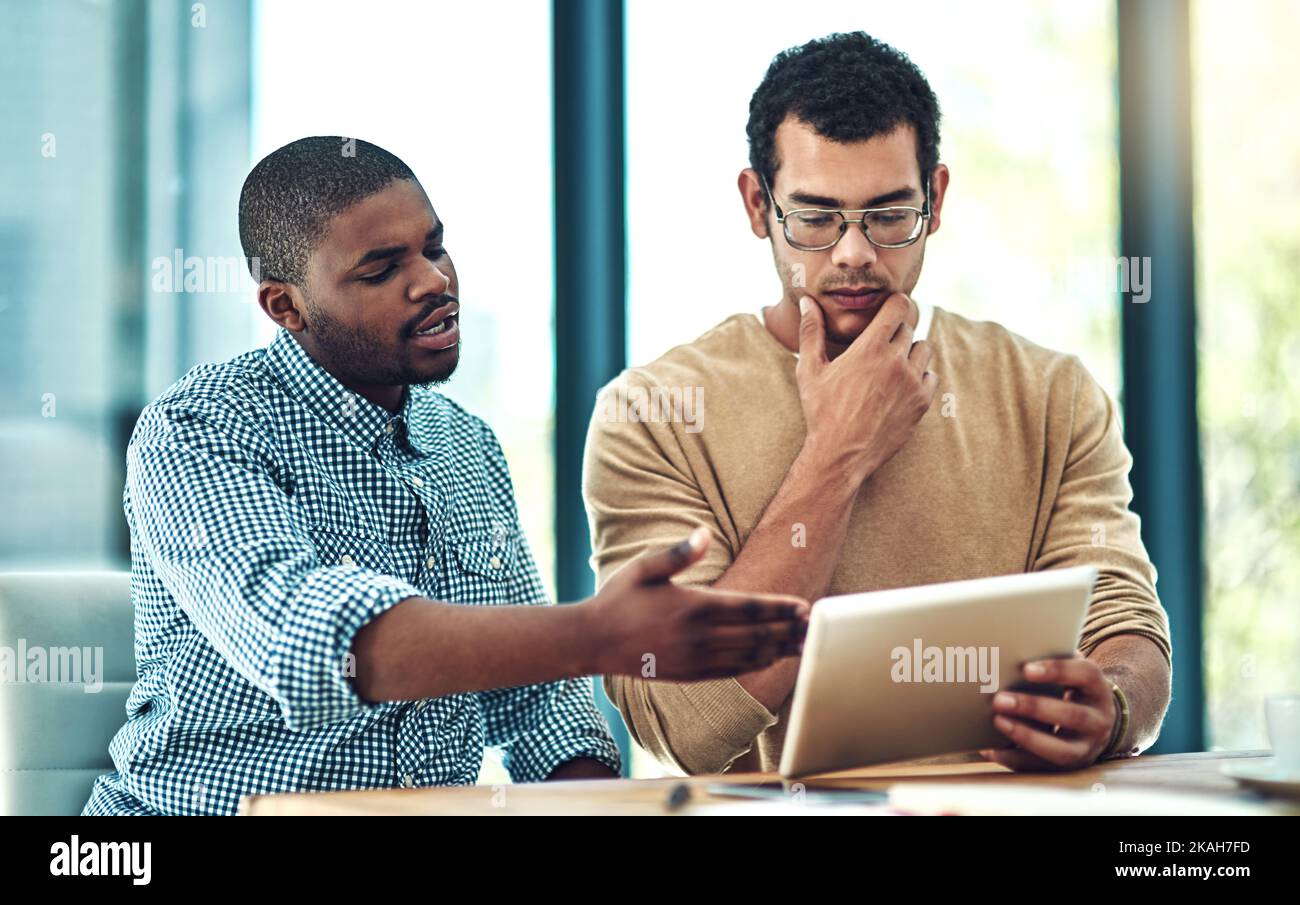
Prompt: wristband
<box><xmin>1101</xmin><ymin>680</ymin><xmax>1133</xmax><ymax>759</ymax></box>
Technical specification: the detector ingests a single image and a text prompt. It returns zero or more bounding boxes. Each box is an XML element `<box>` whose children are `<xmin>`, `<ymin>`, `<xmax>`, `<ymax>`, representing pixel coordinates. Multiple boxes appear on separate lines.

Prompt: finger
<box><xmin>920</xmin><ymin>369</ymin><xmax>938</xmax><ymax>399</ymax></box>
<box><xmin>635</xmin><ymin>527</ymin><xmax>710</xmax><ymax>584</ymax></box>
<box><xmin>687</xmin><ymin>635</ymin><xmax>806</xmax><ymax>676</ymax></box>
<box><xmin>688</xmin><ymin>595</ymin><xmax>810</xmax><ymax>625</ymax></box>
<box><xmin>863</xmin><ymin>292</ymin><xmax>911</xmax><ymax>346</ymax></box>
<box><xmin>1022</xmin><ymin>654</ymin><xmax>1109</xmax><ymax>700</ymax></box>
<box><xmin>699</xmin><ymin>641</ymin><xmax>797</xmax><ymax>675</ymax></box>
<box><xmin>992</xmin><ymin>691</ymin><xmax>1110</xmax><ymax>737</ymax></box>
<box><xmin>979</xmin><ymin>746</ymin><xmax>1061</xmax><ymax>773</ymax></box>
<box><xmin>796</xmin><ymin>296</ymin><xmax>828</xmax><ymax>373</ymax></box>
<box><xmin>698</xmin><ymin>621</ymin><xmax>807</xmax><ymax>651</ymax></box>
<box><xmin>908</xmin><ymin>339</ymin><xmax>932</xmax><ymax>371</ymax></box>
<box><xmin>891</xmin><ymin>316</ymin><xmax>914</xmax><ymax>348</ymax></box>
<box><xmin>991</xmin><ymin>714</ymin><xmax>1091</xmax><ymax>768</ymax></box>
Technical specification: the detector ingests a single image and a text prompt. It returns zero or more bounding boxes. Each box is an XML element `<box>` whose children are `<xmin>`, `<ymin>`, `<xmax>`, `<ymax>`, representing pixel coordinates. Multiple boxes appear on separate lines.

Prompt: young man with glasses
<box><xmin>584</xmin><ymin>33</ymin><xmax>1172</xmax><ymax>776</ymax></box>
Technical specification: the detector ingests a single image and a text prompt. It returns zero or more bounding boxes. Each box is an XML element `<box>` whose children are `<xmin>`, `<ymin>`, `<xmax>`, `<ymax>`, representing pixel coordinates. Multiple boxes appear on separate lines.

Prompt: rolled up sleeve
<box><xmin>480</xmin><ymin>677</ymin><xmax>621</xmax><ymax>782</ymax></box>
<box><xmin>1033</xmin><ymin>360</ymin><xmax>1172</xmax><ymax>664</ymax></box>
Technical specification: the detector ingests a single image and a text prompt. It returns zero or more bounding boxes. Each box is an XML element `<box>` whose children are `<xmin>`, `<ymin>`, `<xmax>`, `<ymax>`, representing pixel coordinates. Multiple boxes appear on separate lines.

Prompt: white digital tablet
<box><xmin>778</xmin><ymin>566</ymin><xmax>1097</xmax><ymax>779</ymax></box>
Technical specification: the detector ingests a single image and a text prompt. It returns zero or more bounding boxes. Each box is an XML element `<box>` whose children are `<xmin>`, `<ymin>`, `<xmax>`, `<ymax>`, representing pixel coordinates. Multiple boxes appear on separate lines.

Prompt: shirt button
<box><xmin>416</xmin><ymin>699</ymin><xmax>428</xmax><ymax>713</ymax></box>
<box><xmin>339</xmin><ymin>554</ymin><xmax>355</xmax><ymax>566</ymax></box>
<box><xmin>410</xmin><ymin>476</ymin><xmax>425</xmax><ymax>489</ymax></box>
<box><xmin>425</xmin><ymin>556</ymin><xmax>437</xmax><ymax>570</ymax></box>
<box><xmin>402</xmin><ymin>774</ymin><xmax>414</xmax><ymax>789</ymax></box>
<box><xmin>384</xmin><ymin>422</ymin><xmax>395</xmax><ymax>435</ymax></box>
<box><xmin>489</xmin><ymin>555</ymin><xmax>502</xmax><ymax>570</ymax></box>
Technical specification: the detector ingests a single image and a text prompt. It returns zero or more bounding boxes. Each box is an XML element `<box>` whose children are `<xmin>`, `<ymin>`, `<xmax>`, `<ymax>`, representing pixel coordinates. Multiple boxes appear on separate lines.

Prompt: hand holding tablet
<box><xmin>779</xmin><ymin>566</ymin><xmax>1097</xmax><ymax>778</ymax></box>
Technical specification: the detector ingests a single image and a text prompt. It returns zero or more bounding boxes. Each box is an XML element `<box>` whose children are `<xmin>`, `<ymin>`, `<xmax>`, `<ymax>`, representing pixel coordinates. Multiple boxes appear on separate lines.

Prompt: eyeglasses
<box><xmin>761</xmin><ymin>174</ymin><xmax>932</xmax><ymax>251</ymax></box>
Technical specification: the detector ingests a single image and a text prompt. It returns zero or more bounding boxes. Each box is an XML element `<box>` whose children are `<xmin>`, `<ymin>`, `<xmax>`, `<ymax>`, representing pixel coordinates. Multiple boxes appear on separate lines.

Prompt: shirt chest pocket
<box><xmin>447</xmin><ymin>533</ymin><xmax>519</xmax><ymax>602</ymax></box>
<box><xmin>309</xmin><ymin>525</ymin><xmax>397</xmax><ymax>576</ymax></box>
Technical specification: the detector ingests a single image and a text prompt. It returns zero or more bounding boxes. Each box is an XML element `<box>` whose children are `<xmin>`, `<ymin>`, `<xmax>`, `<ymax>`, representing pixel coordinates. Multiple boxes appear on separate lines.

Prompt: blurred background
<box><xmin>1</xmin><ymin>0</ymin><xmax>1296</xmax><ymax>778</ymax></box>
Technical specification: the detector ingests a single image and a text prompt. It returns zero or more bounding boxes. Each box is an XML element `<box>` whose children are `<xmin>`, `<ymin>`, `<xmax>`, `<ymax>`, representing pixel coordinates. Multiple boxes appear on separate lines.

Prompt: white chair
<box><xmin>0</xmin><ymin>572</ymin><xmax>134</xmax><ymax>815</ymax></box>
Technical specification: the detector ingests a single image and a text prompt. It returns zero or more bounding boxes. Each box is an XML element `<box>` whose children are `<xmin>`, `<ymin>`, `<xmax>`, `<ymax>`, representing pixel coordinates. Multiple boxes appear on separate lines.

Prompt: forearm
<box><xmin>351</xmin><ymin>598</ymin><xmax>596</xmax><ymax>702</ymax></box>
<box><xmin>1085</xmin><ymin>633</ymin><xmax>1172</xmax><ymax>755</ymax></box>
<box><xmin>546</xmin><ymin>757</ymin><xmax>619</xmax><ymax>780</ymax></box>
<box><xmin>716</xmin><ymin>441</ymin><xmax>866</xmax><ymax>711</ymax></box>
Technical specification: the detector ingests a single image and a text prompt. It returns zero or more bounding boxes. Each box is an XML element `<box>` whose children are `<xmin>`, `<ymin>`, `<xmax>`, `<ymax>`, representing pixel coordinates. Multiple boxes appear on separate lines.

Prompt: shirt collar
<box><xmin>265</xmin><ymin>328</ymin><xmax>430</xmax><ymax>456</ymax></box>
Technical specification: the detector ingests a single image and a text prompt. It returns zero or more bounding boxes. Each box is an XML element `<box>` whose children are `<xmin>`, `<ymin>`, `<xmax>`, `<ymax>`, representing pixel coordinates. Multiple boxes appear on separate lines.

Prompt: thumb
<box><xmin>636</xmin><ymin>526</ymin><xmax>710</xmax><ymax>584</ymax></box>
<box><xmin>796</xmin><ymin>296</ymin><xmax>828</xmax><ymax>371</ymax></box>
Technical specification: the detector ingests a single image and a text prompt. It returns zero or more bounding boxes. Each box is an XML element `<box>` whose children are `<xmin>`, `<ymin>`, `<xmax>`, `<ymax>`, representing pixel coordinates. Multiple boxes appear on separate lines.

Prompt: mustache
<box><xmin>407</xmin><ymin>293</ymin><xmax>459</xmax><ymax>334</ymax></box>
<box><xmin>819</xmin><ymin>274</ymin><xmax>888</xmax><ymax>293</ymax></box>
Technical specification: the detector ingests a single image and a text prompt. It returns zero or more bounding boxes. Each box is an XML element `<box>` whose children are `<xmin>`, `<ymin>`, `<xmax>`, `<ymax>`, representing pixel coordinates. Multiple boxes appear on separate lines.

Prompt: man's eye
<box><xmin>425</xmin><ymin>245</ymin><xmax>447</xmax><ymax>260</ymax></box>
<box><xmin>796</xmin><ymin>214</ymin><xmax>835</xmax><ymax>227</ymax></box>
<box><xmin>360</xmin><ymin>266</ymin><xmax>396</xmax><ymax>284</ymax></box>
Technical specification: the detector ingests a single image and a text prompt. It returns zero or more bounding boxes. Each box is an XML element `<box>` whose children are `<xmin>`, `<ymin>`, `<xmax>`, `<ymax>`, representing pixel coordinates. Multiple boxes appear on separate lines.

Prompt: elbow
<box><xmin>604</xmin><ymin>675</ymin><xmax>755</xmax><ymax>777</ymax></box>
<box><xmin>348</xmin><ymin>617</ymin><xmax>386</xmax><ymax>703</ymax></box>
<box><xmin>269</xmin><ymin>625</ymin><xmax>388</xmax><ymax>732</ymax></box>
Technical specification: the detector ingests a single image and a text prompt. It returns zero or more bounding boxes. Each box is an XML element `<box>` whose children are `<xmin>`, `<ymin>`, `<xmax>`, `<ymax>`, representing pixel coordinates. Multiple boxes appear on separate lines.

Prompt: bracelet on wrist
<box><xmin>1101</xmin><ymin>680</ymin><xmax>1133</xmax><ymax>759</ymax></box>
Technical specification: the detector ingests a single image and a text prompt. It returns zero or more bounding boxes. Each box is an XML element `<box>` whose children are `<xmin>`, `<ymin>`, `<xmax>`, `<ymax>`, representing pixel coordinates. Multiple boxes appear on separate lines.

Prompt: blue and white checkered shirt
<box><xmin>85</xmin><ymin>328</ymin><xmax>619</xmax><ymax>815</ymax></box>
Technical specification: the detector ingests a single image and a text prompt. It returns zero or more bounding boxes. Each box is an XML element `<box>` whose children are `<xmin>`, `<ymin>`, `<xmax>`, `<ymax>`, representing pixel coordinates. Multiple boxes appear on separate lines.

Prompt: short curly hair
<box><xmin>746</xmin><ymin>32</ymin><xmax>941</xmax><ymax>202</ymax></box>
<box><xmin>238</xmin><ymin>136</ymin><xmax>417</xmax><ymax>286</ymax></box>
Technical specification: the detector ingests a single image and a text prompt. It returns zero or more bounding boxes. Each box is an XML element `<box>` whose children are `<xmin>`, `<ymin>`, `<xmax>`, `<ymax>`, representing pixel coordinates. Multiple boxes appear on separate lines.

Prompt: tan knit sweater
<box><xmin>582</xmin><ymin>307</ymin><xmax>1172</xmax><ymax>776</ymax></box>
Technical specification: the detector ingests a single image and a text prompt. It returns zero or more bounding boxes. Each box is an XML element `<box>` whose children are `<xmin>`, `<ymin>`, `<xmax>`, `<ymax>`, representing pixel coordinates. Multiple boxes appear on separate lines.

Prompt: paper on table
<box><xmin>697</xmin><ymin>801</ymin><xmax>901</xmax><ymax>816</ymax></box>
<box><xmin>887</xmin><ymin>782</ymin><xmax>1285</xmax><ymax>816</ymax></box>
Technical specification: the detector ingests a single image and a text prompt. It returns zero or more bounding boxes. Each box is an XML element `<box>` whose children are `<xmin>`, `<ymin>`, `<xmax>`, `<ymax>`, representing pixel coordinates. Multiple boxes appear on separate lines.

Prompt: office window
<box><xmin>253</xmin><ymin>0</ymin><xmax>557</xmax><ymax>596</ymax></box>
<box><xmin>1</xmin><ymin>0</ymin><xmax>255</xmax><ymax>569</ymax></box>
<box><xmin>1194</xmin><ymin>0</ymin><xmax>1300</xmax><ymax>750</ymax></box>
<box><xmin>0</xmin><ymin>1</ymin><xmax>122</xmax><ymax>568</ymax></box>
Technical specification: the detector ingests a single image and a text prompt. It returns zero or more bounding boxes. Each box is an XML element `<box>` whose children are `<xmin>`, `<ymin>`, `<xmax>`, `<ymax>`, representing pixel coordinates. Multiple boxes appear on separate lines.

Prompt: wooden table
<box><xmin>239</xmin><ymin>749</ymin><xmax>1297</xmax><ymax>815</ymax></box>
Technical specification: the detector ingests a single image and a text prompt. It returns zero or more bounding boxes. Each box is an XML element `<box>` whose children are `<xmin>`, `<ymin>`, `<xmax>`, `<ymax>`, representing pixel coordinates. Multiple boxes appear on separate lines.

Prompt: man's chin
<box><xmin>408</xmin><ymin>344</ymin><xmax>460</xmax><ymax>387</ymax></box>
<box><xmin>824</xmin><ymin>310</ymin><xmax>873</xmax><ymax>347</ymax></box>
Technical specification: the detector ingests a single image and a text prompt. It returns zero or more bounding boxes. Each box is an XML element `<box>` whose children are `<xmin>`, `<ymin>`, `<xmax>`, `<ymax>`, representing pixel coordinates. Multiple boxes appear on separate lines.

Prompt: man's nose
<box><xmin>830</xmin><ymin>222</ymin><xmax>878</xmax><ymax>270</ymax></box>
<box><xmin>410</xmin><ymin>256</ymin><xmax>452</xmax><ymax>301</ymax></box>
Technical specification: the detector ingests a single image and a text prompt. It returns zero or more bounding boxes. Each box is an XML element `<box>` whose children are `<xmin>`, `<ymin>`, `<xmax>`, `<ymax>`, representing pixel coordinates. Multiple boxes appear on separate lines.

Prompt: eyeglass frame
<box><xmin>760</xmin><ymin>172</ymin><xmax>933</xmax><ymax>251</ymax></box>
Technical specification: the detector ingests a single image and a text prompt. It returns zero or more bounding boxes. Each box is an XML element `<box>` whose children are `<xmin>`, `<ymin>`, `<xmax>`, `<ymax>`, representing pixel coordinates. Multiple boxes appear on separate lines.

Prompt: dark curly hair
<box><xmin>239</xmin><ymin>136</ymin><xmax>417</xmax><ymax>286</ymax></box>
<box><xmin>746</xmin><ymin>32</ymin><xmax>941</xmax><ymax>204</ymax></box>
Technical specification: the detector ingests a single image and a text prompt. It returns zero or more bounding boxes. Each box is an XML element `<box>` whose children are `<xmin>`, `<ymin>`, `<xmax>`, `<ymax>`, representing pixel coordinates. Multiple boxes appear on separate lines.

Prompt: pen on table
<box><xmin>664</xmin><ymin>782</ymin><xmax>692</xmax><ymax>811</ymax></box>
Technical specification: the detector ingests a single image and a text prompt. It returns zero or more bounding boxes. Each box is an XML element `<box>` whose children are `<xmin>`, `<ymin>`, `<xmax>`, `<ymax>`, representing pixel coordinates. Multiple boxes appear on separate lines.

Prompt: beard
<box><xmin>304</xmin><ymin>300</ymin><xmax>459</xmax><ymax>389</ymax></box>
<box><xmin>779</xmin><ymin>241</ymin><xmax>926</xmax><ymax>346</ymax></box>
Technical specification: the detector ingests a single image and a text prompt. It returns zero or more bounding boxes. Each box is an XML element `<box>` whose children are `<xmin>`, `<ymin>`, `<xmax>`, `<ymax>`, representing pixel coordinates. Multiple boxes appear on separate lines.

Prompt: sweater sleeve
<box><xmin>1033</xmin><ymin>359</ymin><xmax>1172</xmax><ymax>664</ymax></box>
<box><xmin>582</xmin><ymin>373</ymin><xmax>777</xmax><ymax>775</ymax></box>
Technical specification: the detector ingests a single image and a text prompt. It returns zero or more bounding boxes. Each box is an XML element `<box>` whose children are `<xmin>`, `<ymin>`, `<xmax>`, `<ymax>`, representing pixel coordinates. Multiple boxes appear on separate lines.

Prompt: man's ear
<box><xmin>925</xmin><ymin>163</ymin><xmax>950</xmax><ymax>236</ymax></box>
<box><xmin>258</xmin><ymin>281</ymin><xmax>308</xmax><ymax>332</ymax></box>
<box><xmin>738</xmin><ymin>168</ymin><xmax>771</xmax><ymax>239</ymax></box>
